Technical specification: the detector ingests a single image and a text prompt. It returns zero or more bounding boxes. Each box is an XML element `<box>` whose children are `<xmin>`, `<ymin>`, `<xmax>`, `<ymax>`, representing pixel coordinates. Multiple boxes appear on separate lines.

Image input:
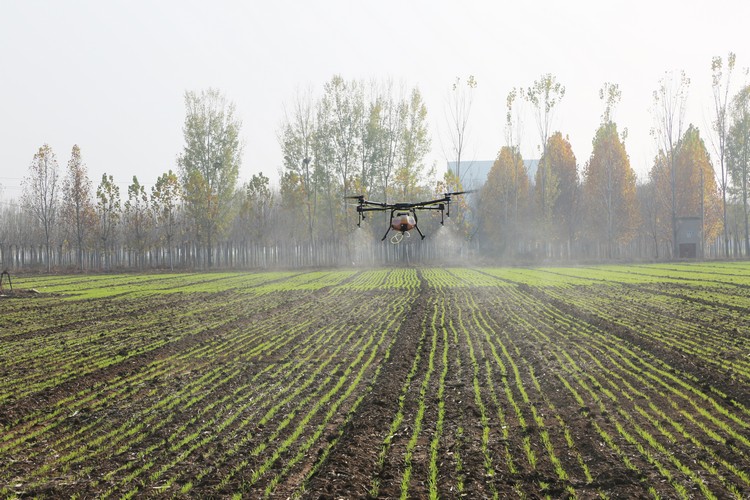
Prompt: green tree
<box><xmin>370</xmin><ymin>83</ymin><xmax>406</xmax><ymax>204</ymax></box>
<box><xmin>22</xmin><ymin>144</ymin><xmax>59</xmax><ymax>272</ymax></box>
<box><xmin>151</xmin><ymin>170</ymin><xmax>181</xmax><ymax>270</ymax></box>
<box><xmin>96</xmin><ymin>173</ymin><xmax>121</xmax><ymax>270</ymax></box>
<box><xmin>395</xmin><ymin>87</ymin><xmax>431</xmax><ymax>199</ymax></box>
<box><xmin>279</xmin><ymin>171</ymin><xmax>308</xmax><ymax>245</ymax></box>
<box><xmin>711</xmin><ymin>52</ymin><xmax>737</xmax><ymax>256</ymax></box>
<box><xmin>317</xmin><ymin>76</ymin><xmax>363</xmax><ymax>227</ymax></box>
<box><xmin>727</xmin><ymin>84</ymin><xmax>750</xmax><ymax>254</ymax></box>
<box><xmin>62</xmin><ymin>144</ymin><xmax>95</xmax><ymax>270</ymax></box>
<box><xmin>178</xmin><ymin>88</ymin><xmax>242</xmax><ymax>268</ymax></box>
<box><xmin>240</xmin><ymin>172</ymin><xmax>273</xmax><ymax>245</ymax></box>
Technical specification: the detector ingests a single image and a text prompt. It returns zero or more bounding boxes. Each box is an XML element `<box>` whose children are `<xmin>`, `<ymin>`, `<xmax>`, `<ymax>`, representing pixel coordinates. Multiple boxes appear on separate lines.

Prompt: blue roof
<box><xmin>447</xmin><ymin>159</ymin><xmax>539</xmax><ymax>190</ymax></box>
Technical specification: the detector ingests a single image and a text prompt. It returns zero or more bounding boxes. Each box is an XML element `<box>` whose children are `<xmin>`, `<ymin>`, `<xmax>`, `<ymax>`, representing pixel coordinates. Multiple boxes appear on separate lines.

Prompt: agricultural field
<box><xmin>1</xmin><ymin>263</ymin><xmax>750</xmax><ymax>498</ymax></box>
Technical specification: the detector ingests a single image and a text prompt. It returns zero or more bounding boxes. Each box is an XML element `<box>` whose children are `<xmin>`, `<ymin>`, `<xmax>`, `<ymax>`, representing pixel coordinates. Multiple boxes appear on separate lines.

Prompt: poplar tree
<box><xmin>675</xmin><ymin>126</ymin><xmax>723</xmax><ymax>246</ymax></box>
<box><xmin>543</xmin><ymin>132</ymin><xmax>579</xmax><ymax>250</ymax></box>
<box><xmin>178</xmin><ymin>88</ymin><xmax>241</xmax><ymax>268</ymax></box>
<box><xmin>151</xmin><ymin>170</ymin><xmax>181</xmax><ymax>270</ymax></box>
<box><xmin>727</xmin><ymin>85</ymin><xmax>750</xmax><ymax>254</ymax></box>
<box><xmin>124</xmin><ymin>176</ymin><xmax>151</xmax><ymax>268</ymax></box>
<box><xmin>710</xmin><ymin>53</ymin><xmax>736</xmax><ymax>256</ymax></box>
<box><xmin>526</xmin><ymin>74</ymin><xmax>565</xmax><ymax>248</ymax></box>
<box><xmin>479</xmin><ymin>145</ymin><xmax>529</xmax><ymax>254</ymax></box>
<box><xmin>445</xmin><ymin>75</ymin><xmax>477</xmax><ymax>189</ymax></box>
<box><xmin>651</xmin><ymin>70</ymin><xmax>690</xmax><ymax>256</ymax></box>
<box><xmin>96</xmin><ymin>173</ymin><xmax>121</xmax><ymax>270</ymax></box>
<box><xmin>583</xmin><ymin>123</ymin><xmax>638</xmax><ymax>258</ymax></box>
<box><xmin>279</xmin><ymin>87</ymin><xmax>317</xmax><ymax>243</ymax></box>
<box><xmin>62</xmin><ymin>145</ymin><xmax>95</xmax><ymax>270</ymax></box>
<box><xmin>396</xmin><ymin>87</ymin><xmax>431</xmax><ymax>199</ymax></box>
<box><xmin>22</xmin><ymin>144</ymin><xmax>59</xmax><ymax>272</ymax></box>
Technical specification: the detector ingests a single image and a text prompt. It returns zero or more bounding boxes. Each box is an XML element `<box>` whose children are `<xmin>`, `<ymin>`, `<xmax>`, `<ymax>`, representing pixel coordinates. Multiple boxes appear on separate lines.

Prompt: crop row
<box><xmin>484</xmin><ymin>280</ymin><xmax>750</xmax><ymax>498</ymax></box>
<box><xmin>3</xmin><ymin>265</ymin><xmax>749</xmax><ymax>498</ymax></box>
<box><xmin>368</xmin><ymin>267</ymin><xmax>750</xmax><ymax>497</ymax></box>
<box><xmin>1</xmin><ymin>270</ymin><xmax>419</xmax><ymax>497</ymax></box>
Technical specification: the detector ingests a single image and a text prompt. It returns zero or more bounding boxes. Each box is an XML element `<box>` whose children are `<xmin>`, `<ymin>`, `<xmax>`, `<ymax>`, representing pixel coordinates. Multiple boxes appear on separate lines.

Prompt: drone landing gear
<box><xmin>387</xmin><ymin>225</ymin><xmax>426</xmax><ymax>244</ymax></box>
<box><xmin>390</xmin><ymin>232</ymin><xmax>410</xmax><ymax>244</ymax></box>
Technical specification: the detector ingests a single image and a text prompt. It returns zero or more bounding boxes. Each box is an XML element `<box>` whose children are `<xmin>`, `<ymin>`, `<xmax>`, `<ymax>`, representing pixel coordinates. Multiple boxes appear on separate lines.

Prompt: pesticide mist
<box><xmin>350</xmin><ymin>226</ymin><xmax>374</xmax><ymax>266</ymax></box>
<box><xmin>433</xmin><ymin>221</ymin><xmax>464</xmax><ymax>263</ymax></box>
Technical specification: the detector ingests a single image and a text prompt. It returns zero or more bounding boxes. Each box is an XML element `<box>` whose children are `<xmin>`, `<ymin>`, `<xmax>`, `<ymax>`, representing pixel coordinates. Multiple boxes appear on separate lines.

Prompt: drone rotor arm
<box><xmin>358</xmin><ymin>206</ymin><xmax>389</xmax><ymax>213</ymax></box>
<box><xmin>360</xmin><ymin>200</ymin><xmax>390</xmax><ymax>208</ymax></box>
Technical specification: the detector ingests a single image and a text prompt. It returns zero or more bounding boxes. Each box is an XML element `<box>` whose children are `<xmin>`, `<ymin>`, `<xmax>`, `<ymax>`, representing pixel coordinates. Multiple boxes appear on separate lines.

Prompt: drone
<box><xmin>346</xmin><ymin>191</ymin><xmax>474</xmax><ymax>244</ymax></box>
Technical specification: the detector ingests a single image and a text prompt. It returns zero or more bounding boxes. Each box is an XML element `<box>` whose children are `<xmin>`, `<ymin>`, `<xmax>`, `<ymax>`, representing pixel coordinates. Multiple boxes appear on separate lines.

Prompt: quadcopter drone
<box><xmin>346</xmin><ymin>191</ymin><xmax>474</xmax><ymax>244</ymax></box>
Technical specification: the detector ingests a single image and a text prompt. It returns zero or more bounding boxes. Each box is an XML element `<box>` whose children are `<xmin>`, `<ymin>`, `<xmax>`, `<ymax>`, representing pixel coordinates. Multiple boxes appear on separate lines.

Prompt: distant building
<box><xmin>446</xmin><ymin>160</ymin><xmax>493</xmax><ymax>191</ymax></box>
<box><xmin>676</xmin><ymin>217</ymin><xmax>703</xmax><ymax>258</ymax></box>
<box><xmin>447</xmin><ymin>159</ymin><xmax>539</xmax><ymax>191</ymax></box>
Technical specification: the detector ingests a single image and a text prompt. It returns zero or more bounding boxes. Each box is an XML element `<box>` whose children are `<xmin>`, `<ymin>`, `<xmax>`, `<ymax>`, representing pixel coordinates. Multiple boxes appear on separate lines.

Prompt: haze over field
<box><xmin>1</xmin><ymin>0</ymin><xmax>748</xmax><ymax>198</ymax></box>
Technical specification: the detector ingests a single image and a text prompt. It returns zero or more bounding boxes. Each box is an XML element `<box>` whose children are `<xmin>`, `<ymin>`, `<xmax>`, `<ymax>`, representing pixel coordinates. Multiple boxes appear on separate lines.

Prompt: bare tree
<box><xmin>651</xmin><ymin>70</ymin><xmax>690</xmax><ymax>257</ymax></box>
<box><xmin>444</xmin><ymin>75</ymin><xmax>477</xmax><ymax>189</ymax></box>
<box><xmin>22</xmin><ymin>144</ymin><xmax>59</xmax><ymax>272</ymax></box>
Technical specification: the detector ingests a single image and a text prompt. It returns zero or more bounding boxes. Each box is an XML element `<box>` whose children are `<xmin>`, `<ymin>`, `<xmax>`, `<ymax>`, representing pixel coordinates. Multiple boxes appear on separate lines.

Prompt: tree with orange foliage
<box><xmin>526</xmin><ymin>74</ymin><xmax>565</xmax><ymax>226</ymax></box>
<box><xmin>540</xmin><ymin>132</ymin><xmax>579</xmax><ymax>251</ymax></box>
<box><xmin>651</xmin><ymin>71</ymin><xmax>690</xmax><ymax>257</ymax></box>
<box><xmin>479</xmin><ymin>145</ymin><xmax>530</xmax><ymax>254</ymax></box>
<box><xmin>582</xmin><ymin>122</ymin><xmax>638</xmax><ymax>258</ymax></box>
<box><xmin>650</xmin><ymin>125</ymin><xmax>723</xmax><ymax>254</ymax></box>
<box><xmin>676</xmin><ymin>126</ymin><xmax>723</xmax><ymax>242</ymax></box>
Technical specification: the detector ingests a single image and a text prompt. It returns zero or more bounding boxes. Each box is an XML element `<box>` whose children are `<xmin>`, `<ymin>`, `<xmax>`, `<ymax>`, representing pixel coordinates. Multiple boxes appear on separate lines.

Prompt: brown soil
<box><xmin>1</xmin><ymin>274</ymin><xmax>749</xmax><ymax>499</ymax></box>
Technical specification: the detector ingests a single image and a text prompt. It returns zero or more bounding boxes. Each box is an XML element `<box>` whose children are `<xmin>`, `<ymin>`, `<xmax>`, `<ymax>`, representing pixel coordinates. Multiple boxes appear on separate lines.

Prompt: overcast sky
<box><xmin>1</xmin><ymin>0</ymin><xmax>748</xmax><ymax>202</ymax></box>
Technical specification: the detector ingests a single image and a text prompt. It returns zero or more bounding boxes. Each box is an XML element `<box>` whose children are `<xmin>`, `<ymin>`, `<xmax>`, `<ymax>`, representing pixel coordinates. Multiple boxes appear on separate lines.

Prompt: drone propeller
<box><xmin>444</xmin><ymin>189</ymin><xmax>477</xmax><ymax>197</ymax></box>
<box><xmin>441</xmin><ymin>189</ymin><xmax>476</xmax><ymax>219</ymax></box>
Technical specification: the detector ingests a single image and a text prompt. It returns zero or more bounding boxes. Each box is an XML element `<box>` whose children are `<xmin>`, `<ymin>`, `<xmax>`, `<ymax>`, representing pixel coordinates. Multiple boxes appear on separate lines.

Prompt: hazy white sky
<box><xmin>1</xmin><ymin>0</ymin><xmax>748</xmax><ymax>201</ymax></box>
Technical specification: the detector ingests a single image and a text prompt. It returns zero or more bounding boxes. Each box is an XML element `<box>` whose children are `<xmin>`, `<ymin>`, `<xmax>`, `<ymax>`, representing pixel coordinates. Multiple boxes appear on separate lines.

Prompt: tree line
<box><xmin>479</xmin><ymin>58</ymin><xmax>749</xmax><ymax>262</ymax></box>
<box><xmin>1</xmin><ymin>56</ymin><xmax>749</xmax><ymax>271</ymax></box>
